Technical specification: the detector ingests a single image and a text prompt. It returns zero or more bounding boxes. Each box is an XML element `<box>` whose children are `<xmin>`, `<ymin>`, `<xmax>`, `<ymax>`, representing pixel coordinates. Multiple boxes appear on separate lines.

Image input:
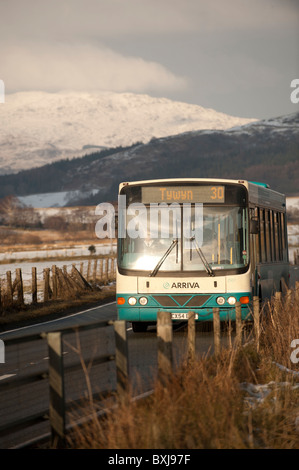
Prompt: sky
<box><xmin>0</xmin><ymin>0</ymin><xmax>299</xmax><ymax>119</ymax></box>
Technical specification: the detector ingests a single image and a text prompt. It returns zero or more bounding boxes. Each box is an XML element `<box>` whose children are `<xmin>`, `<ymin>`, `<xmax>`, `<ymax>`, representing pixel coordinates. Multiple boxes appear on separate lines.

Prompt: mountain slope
<box><xmin>0</xmin><ymin>111</ymin><xmax>298</xmax><ymax>203</ymax></box>
<box><xmin>81</xmin><ymin>111</ymin><xmax>299</xmax><ymax>200</ymax></box>
<box><xmin>0</xmin><ymin>91</ymin><xmax>256</xmax><ymax>174</ymax></box>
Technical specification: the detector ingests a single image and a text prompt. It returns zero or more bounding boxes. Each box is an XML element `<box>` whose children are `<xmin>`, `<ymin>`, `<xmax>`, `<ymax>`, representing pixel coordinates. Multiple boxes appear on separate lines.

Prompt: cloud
<box><xmin>187</xmin><ymin>0</ymin><xmax>299</xmax><ymax>32</ymax></box>
<box><xmin>2</xmin><ymin>42</ymin><xmax>188</xmax><ymax>94</ymax></box>
<box><xmin>0</xmin><ymin>0</ymin><xmax>193</xmax><ymax>41</ymax></box>
<box><xmin>1</xmin><ymin>0</ymin><xmax>298</xmax><ymax>41</ymax></box>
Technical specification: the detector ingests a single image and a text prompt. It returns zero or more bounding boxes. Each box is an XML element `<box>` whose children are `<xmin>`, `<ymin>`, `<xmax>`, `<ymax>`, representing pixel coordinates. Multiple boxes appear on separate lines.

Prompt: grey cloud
<box><xmin>2</xmin><ymin>42</ymin><xmax>188</xmax><ymax>94</ymax></box>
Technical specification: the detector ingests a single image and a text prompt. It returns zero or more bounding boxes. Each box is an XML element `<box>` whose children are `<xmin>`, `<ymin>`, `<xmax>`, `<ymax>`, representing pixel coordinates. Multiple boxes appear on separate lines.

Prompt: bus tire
<box><xmin>132</xmin><ymin>322</ymin><xmax>148</xmax><ymax>333</ymax></box>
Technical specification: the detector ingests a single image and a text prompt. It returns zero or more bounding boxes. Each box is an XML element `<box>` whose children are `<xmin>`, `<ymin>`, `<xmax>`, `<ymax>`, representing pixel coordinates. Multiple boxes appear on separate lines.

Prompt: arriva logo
<box><xmin>163</xmin><ymin>282</ymin><xmax>170</xmax><ymax>289</ymax></box>
<box><xmin>170</xmin><ymin>282</ymin><xmax>200</xmax><ymax>289</ymax></box>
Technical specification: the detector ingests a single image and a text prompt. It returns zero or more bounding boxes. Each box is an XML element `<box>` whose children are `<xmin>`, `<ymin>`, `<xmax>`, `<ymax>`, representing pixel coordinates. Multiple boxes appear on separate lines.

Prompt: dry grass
<box><xmin>69</xmin><ymin>291</ymin><xmax>299</xmax><ymax>449</ymax></box>
<box><xmin>0</xmin><ymin>227</ymin><xmax>109</xmax><ymax>253</ymax></box>
<box><xmin>259</xmin><ymin>292</ymin><xmax>299</xmax><ymax>371</ymax></box>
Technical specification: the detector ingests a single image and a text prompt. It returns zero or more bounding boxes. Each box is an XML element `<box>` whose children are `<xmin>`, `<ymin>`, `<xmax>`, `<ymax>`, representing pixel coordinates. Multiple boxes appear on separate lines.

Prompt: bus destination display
<box><xmin>142</xmin><ymin>185</ymin><xmax>225</xmax><ymax>204</ymax></box>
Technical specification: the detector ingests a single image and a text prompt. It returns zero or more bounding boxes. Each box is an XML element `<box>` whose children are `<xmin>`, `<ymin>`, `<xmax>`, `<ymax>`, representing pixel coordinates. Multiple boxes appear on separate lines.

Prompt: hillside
<box><xmin>0</xmin><ymin>111</ymin><xmax>298</xmax><ymax>203</ymax></box>
<box><xmin>0</xmin><ymin>90</ymin><xmax>255</xmax><ymax>174</ymax></box>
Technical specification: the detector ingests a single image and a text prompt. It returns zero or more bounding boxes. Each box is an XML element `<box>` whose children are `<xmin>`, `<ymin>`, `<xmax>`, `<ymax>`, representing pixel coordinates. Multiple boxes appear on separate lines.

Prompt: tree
<box><xmin>88</xmin><ymin>245</ymin><xmax>96</xmax><ymax>255</ymax></box>
<box><xmin>43</xmin><ymin>215</ymin><xmax>68</xmax><ymax>231</ymax></box>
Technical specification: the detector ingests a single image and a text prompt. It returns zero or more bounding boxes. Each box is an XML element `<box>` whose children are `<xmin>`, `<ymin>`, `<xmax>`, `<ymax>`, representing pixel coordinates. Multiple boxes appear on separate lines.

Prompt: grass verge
<box><xmin>68</xmin><ymin>292</ymin><xmax>299</xmax><ymax>449</ymax></box>
<box><xmin>0</xmin><ymin>285</ymin><xmax>116</xmax><ymax>330</ymax></box>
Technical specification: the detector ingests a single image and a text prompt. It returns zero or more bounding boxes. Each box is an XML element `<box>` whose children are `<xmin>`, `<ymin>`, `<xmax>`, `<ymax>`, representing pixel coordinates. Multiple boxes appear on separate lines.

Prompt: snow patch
<box><xmin>0</xmin><ymin>91</ymin><xmax>257</xmax><ymax>174</ymax></box>
<box><xmin>19</xmin><ymin>189</ymin><xmax>99</xmax><ymax>208</ymax></box>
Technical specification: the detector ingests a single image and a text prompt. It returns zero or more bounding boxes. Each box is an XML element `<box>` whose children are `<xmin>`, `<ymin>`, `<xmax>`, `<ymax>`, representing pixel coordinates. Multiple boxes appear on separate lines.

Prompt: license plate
<box><xmin>171</xmin><ymin>312</ymin><xmax>198</xmax><ymax>320</ymax></box>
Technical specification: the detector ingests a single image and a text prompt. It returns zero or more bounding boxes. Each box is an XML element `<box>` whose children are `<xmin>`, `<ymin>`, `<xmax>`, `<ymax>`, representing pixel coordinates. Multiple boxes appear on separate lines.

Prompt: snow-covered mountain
<box><xmin>0</xmin><ymin>90</ymin><xmax>256</xmax><ymax>174</ymax></box>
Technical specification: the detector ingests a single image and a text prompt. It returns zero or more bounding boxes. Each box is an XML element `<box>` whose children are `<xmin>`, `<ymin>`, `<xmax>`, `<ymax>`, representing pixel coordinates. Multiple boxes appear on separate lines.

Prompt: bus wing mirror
<box><xmin>250</xmin><ymin>218</ymin><xmax>259</xmax><ymax>234</ymax></box>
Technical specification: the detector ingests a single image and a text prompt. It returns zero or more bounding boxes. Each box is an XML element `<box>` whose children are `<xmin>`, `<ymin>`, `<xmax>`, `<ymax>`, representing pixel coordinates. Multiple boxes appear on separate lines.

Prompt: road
<box><xmin>0</xmin><ymin>301</ymin><xmax>117</xmax><ymax>448</ymax></box>
<box><xmin>0</xmin><ymin>301</ymin><xmax>118</xmax><ymax>341</ymax></box>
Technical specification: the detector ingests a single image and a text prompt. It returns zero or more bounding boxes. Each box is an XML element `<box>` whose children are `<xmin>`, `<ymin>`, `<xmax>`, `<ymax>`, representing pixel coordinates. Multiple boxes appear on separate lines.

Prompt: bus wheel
<box><xmin>132</xmin><ymin>322</ymin><xmax>148</xmax><ymax>333</ymax></box>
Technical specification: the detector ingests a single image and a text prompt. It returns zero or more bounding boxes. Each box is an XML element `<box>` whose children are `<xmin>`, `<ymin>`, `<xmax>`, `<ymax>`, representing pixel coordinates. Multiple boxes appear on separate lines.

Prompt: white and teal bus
<box><xmin>116</xmin><ymin>178</ymin><xmax>289</xmax><ymax>332</ymax></box>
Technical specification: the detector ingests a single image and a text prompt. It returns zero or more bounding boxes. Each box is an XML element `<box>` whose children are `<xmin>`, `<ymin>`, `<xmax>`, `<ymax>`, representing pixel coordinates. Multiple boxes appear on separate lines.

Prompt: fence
<box><xmin>0</xmin><ymin>283</ymin><xmax>298</xmax><ymax>448</ymax></box>
<box><xmin>0</xmin><ymin>319</ymin><xmax>125</xmax><ymax>448</ymax></box>
<box><xmin>0</xmin><ymin>256</ymin><xmax>116</xmax><ymax>313</ymax></box>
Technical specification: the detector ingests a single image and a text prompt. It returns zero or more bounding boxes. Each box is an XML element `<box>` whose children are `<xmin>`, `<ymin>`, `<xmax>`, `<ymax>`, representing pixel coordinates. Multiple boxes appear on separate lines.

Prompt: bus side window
<box><xmin>259</xmin><ymin>208</ymin><xmax>266</xmax><ymax>263</ymax></box>
<box><xmin>265</xmin><ymin>210</ymin><xmax>271</xmax><ymax>262</ymax></box>
<box><xmin>273</xmin><ymin>212</ymin><xmax>279</xmax><ymax>261</ymax></box>
<box><xmin>269</xmin><ymin>210</ymin><xmax>275</xmax><ymax>261</ymax></box>
<box><xmin>280</xmin><ymin>212</ymin><xmax>287</xmax><ymax>261</ymax></box>
<box><xmin>254</xmin><ymin>207</ymin><xmax>260</xmax><ymax>264</ymax></box>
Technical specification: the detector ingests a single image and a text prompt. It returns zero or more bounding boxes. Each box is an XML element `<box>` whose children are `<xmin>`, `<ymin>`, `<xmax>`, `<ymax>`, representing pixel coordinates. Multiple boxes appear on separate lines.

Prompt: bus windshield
<box><xmin>118</xmin><ymin>204</ymin><xmax>249</xmax><ymax>275</ymax></box>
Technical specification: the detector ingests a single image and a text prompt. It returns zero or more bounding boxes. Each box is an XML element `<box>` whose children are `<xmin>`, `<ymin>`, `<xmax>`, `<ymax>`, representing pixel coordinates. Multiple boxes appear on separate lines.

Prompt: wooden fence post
<box><xmin>43</xmin><ymin>268</ymin><xmax>51</xmax><ymax>302</ymax></box>
<box><xmin>87</xmin><ymin>260</ymin><xmax>91</xmax><ymax>281</ymax></box>
<box><xmin>188</xmin><ymin>311</ymin><xmax>196</xmax><ymax>362</ymax></box>
<box><xmin>32</xmin><ymin>267</ymin><xmax>37</xmax><ymax>304</ymax></box>
<box><xmin>235</xmin><ymin>301</ymin><xmax>242</xmax><ymax>347</ymax></box>
<box><xmin>6</xmin><ymin>271</ymin><xmax>13</xmax><ymax>306</ymax></box>
<box><xmin>253</xmin><ymin>296</ymin><xmax>260</xmax><ymax>352</ymax></box>
<box><xmin>114</xmin><ymin>320</ymin><xmax>129</xmax><ymax>398</ymax></box>
<box><xmin>296</xmin><ymin>281</ymin><xmax>299</xmax><ymax>304</ymax></box>
<box><xmin>52</xmin><ymin>265</ymin><xmax>57</xmax><ymax>300</ymax></box>
<box><xmin>93</xmin><ymin>259</ymin><xmax>98</xmax><ymax>282</ymax></box>
<box><xmin>15</xmin><ymin>268</ymin><xmax>24</xmax><ymax>306</ymax></box>
<box><xmin>213</xmin><ymin>308</ymin><xmax>220</xmax><ymax>355</ymax></box>
<box><xmin>71</xmin><ymin>264</ymin><xmax>92</xmax><ymax>290</ymax></box>
<box><xmin>48</xmin><ymin>332</ymin><xmax>65</xmax><ymax>447</ymax></box>
<box><xmin>105</xmin><ymin>258</ymin><xmax>109</xmax><ymax>282</ymax></box>
<box><xmin>157</xmin><ymin>311</ymin><xmax>173</xmax><ymax>383</ymax></box>
<box><xmin>57</xmin><ymin>267</ymin><xmax>76</xmax><ymax>299</ymax></box>
<box><xmin>99</xmin><ymin>259</ymin><xmax>104</xmax><ymax>282</ymax></box>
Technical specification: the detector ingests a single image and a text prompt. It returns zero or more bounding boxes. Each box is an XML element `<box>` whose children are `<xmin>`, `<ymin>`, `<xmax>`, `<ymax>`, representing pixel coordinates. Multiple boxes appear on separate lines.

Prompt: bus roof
<box><xmin>249</xmin><ymin>181</ymin><xmax>270</xmax><ymax>188</ymax></box>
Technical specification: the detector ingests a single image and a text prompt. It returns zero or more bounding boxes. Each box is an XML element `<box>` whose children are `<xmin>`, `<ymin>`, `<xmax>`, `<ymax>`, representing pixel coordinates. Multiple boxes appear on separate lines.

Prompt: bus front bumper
<box><xmin>117</xmin><ymin>305</ymin><xmax>252</xmax><ymax>323</ymax></box>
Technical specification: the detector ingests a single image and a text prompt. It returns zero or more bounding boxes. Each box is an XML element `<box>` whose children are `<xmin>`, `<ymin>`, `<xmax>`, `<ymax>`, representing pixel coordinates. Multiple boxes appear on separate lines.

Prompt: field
<box><xmin>0</xmin><ymin>214</ymin><xmax>117</xmax><ymax>324</ymax></box>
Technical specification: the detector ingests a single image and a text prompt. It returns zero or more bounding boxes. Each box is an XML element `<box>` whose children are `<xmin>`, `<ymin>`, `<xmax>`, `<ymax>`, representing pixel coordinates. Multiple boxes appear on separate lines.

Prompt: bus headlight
<box><xmin>128</xmin><ymin>297</ymin><xmax>137</xmax><ymax>305</ymax></box>
<box><xmin>139</xmin><ymin>297</ymin><xmax>148</xmax><ymax>306</ymax></box>
<box><xmin>216</xmin><ymin>296</ymin><xmax>225</xmax><ymax>305</ymax></box>
<box><xmin>227</xmin><ymin>296</ymin><xmax>237</xmax><ymax>305</ymax></box>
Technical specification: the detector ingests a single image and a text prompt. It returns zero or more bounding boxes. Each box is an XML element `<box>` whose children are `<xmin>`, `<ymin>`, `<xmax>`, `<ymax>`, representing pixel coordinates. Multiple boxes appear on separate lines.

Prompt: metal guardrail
<box><xmin>0</xmin><ymin>319</ymin><xmax>128</xmax><ymax>448</ymax></box>
<box><xmin>0</xmin><ymin>301</ymin><xmax>260</xmax><ymax>448</ymax></box>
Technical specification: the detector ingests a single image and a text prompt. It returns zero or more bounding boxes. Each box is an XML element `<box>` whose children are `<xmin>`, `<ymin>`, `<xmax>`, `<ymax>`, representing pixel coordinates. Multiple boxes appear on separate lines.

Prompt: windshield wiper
<box><xmin>149</xmin><ymin>239</ymin><xmax>178</xmax><ymax>277</ymax></box>
<box><xmin>190</xmin><ymin>236</ymin><xmax>215</xmax><ymax>277</ymax></box>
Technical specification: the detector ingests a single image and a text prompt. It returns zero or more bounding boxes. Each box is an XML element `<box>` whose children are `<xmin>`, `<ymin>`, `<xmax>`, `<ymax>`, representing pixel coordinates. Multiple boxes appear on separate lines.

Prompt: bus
<box><xmin>116</xmin><ymin>178</ymin><xmax>289</xmax><ymax>332</ymax></box>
